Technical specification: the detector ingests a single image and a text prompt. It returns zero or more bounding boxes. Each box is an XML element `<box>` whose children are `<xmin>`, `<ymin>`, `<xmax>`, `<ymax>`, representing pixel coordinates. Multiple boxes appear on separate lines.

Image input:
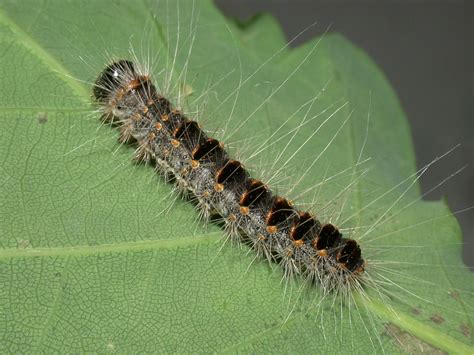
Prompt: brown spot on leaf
<box><xmin>384</xmin><ymin>324</ymin><xmax>446</xmax><ymax>354</ymax></box>
<box><xmin>411</xmin><ymin>307</ymin><xmax>422</xmax><ymax>316</ymax></box>
<box><xmin>449</xmin><ymin>290</ymin><xmax>460</xmax><ymax>301</ymax></box>
<box><xmin>37</xmin><ymin>112</ymin><xmax>47</xmax><ymax>124</ymax></box>
<box><xmin>430</xmin><ymin>314</ymin><xmax>445</xmax><ymax>325</ymax></box>
<box><xmin>17</xmin><ymin>239</ymin><xmax>30</xmax><ymax>249</ymax></box>
<box><xmin>460</xmin><ymin>323</ymin><xmax>471</xmax><ymax>338</ymax></box>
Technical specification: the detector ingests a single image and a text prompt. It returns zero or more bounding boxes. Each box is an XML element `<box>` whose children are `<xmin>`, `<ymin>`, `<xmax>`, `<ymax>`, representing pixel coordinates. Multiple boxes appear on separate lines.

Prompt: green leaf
<box><xmin>0</xmin><ymin>0</ymin><xmax>472</xmax><ymax>353</ymax></box>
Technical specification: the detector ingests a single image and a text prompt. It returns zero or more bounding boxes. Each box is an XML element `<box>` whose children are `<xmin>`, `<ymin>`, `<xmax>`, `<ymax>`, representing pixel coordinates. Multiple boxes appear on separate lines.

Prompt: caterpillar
<box><xmin>92</xmin><ymin>59</ymin><xmax>365</xmax><ymax>291</ymax></box>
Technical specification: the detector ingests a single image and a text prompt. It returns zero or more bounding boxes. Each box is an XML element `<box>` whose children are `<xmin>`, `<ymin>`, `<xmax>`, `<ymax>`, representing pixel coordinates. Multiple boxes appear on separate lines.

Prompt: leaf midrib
<box><xmin>0</xmin><ymin>107</ymin><xmax>91</xmax><ymax>113</ymax></box>
<box><xmin>365</xmin><ymin>297</ymin><xmax>473</xmax><ymax>355</ymax></box>
<box><xmin>0</xmin><ymin>233</ymin><xmax>221</xmax><ymax>259</ymax></box>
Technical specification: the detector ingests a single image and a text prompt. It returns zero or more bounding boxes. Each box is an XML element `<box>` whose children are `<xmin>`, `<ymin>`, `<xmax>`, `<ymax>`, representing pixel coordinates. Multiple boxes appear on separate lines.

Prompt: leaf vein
<box><xmin>0</xmin><ymin>233</ymin><xmax>221</xmax><ymax>259</ymax></box>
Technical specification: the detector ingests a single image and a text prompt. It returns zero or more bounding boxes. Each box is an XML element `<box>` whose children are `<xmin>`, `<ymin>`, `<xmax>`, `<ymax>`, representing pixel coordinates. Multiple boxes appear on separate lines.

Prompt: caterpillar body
<box><xmin>93</xmin><ymin>59</ymin><xmax>365</xmax><ymax>291</ymax></box>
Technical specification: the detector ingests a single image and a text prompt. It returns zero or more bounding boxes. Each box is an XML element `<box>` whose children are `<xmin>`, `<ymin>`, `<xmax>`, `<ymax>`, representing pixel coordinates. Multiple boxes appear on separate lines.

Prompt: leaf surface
<box><xmin>0</xmin><ymin>0</ymin><xmax>472</xmax><ymax>353</ymax></box>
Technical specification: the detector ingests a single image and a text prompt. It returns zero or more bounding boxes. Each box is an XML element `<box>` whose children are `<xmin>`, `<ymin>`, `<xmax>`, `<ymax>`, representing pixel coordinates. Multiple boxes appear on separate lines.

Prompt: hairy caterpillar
<box><xmin>92</xmin><ymin>59</ymin><xmax>365</xmax><ymax>291</ymax></box>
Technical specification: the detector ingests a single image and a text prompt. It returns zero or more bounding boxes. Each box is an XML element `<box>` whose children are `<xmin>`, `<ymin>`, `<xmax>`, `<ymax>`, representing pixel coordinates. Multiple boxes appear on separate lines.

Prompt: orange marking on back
<box><xmin>266</xmin><ymin>226</ymin><xmax>277</xmax><ymax>234</ymax></box>
<box><xmin>240</xmin><ymin>206</ymin><xmax>249</xmax><ymax>215</ymax></box>
<box><xmin>128</xmin><ymin>79</ymin><xmax>141</xmax><ymax>90</ymax></box>
<box><xmin>293</xmin><ymin>240</ymin><xmax>304</xmax><ymax>248</ymax></box>
<box><xmin>191</xmin><ymin>160</ymin><xmax>200</xmax><ymax>169</ymax></box>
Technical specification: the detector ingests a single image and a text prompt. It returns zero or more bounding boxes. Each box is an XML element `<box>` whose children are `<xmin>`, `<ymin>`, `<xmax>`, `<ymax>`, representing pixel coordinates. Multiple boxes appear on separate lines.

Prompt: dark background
<box><xmin>215</xmin><ymin>0</ymin><xmax>473</xmax><ymax>268</ymax></box>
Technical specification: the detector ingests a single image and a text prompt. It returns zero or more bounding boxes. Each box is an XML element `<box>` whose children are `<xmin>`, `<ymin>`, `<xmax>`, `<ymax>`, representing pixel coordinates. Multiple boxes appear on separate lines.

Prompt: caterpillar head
<box><xmin>93</xmin><ymin>60</ymin><xmax>135</xmax><ymax>101</ymax></box>
<box><xmin>93</xmin><ymin>60</ymin><xmax>139</xmax><ymax>119</ymax></box>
